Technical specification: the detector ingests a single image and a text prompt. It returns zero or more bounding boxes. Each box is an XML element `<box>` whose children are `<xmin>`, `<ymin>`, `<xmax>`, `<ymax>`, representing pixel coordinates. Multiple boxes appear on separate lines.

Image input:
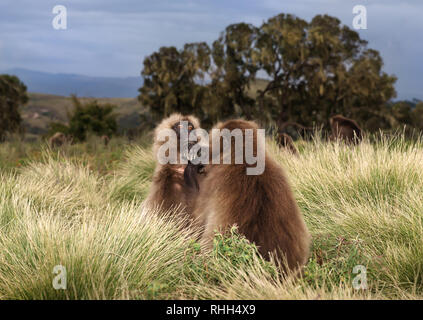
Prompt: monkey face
<box><xmin>171</xmin><ymin>120</ymin><xmax>195</xmax><ymax>139</ymax></box>
<box><xmin>172</xmin><ymin>120</ymin><xmax>195</xmax><ymax>151</ymax></box>
<box><xmin>153</xmin><ymin>113</ymin><xmax>202</xmax><ymax>165</ymax></box>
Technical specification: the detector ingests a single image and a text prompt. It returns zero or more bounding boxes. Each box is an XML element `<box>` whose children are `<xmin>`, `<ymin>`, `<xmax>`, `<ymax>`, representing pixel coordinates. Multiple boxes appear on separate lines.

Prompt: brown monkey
<box><xmin>329</xmin><ymin>115</ymin><xmax>362</xmax><ymax>144</ymax></box>
<box><xmin>276</xmin><ymin>133</ymin><xmax>299</xmax><ymax>155</ymax></box>
<box><xmin>48</xmin><ymin>132</ymin><xmax>67</xmax><ymax>148</ymax></box>
<box><xmin>145</xmin><ymin>113</ymin><xmax>201</xmax><ymax>224</ymax></box>
<box><xmin>101</xmin><ymin>135</ymin><xmax>110</xmax><ymax>146</ymax></box>
<box><xmin>278</xmin><ymin>122</ymin><xmax>313</xmax><ymax>141</ymax></box>
<box><xmin>190</xmin><ymin>119</ymin><xmax>311</xmax><ymax>272</ymax></box>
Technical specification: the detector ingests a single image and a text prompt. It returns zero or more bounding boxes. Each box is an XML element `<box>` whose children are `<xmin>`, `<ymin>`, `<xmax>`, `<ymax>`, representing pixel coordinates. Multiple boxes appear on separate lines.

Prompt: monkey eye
<box><xmin>188</xmin><ymin>125</ymin><xmax>193</xmax><ymax>131</ymax></box>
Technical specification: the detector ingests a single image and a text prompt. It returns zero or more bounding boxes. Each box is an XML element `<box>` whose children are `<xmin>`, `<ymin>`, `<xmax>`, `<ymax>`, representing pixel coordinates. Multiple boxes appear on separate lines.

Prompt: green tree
<box><xmin>205</xmin><ymin>23</ymin><xmax>259</xmax><ymax>122</ymax></box>
<box><xmin>391</xmin><ymin>101</ymin><xmax>412</xmax><ymax>127</ymax></box>
<box><xmin>254</xmin><ymin>14</ymin><xmax>308</xmax><ymax>125</ymax></box>
<box><xmin>0</xmin><ymin>74</ymin><xmax>28</xmax><ymax>140</ymax></box>
<box><xmin>138</xmin><ymin>43</ymin><xmax>210</xmax><ymax>122</ymax></box>
<box><xmin>254</xmin><ymin>14</ymin><xmax>397</xmax><ymax>130</ymax></box>
<box><xmin>411</xmin><ymin>102</ymin><xmax>423</xmax><ymax>130</ymax></box>
<box><xmin>138</xmin><ymin>26</ymin><xmax>260</xmax><ymax>127</ymax></box>
<box><xmin>49</xmin><ymin>95</ymin><xmax>118</xmax><ymax>142</ymax></box>
<box><xmin>137</xmin><ymin>13</ymin><xmax>397</xmax><ymax>132</ymax></box>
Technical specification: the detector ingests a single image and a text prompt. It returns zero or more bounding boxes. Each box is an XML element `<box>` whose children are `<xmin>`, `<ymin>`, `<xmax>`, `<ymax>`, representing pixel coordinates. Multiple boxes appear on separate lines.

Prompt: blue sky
<box><xmin>0</xmin><ymin>0</ymin><xmax>422</xmax><ymax>100</ymax></box>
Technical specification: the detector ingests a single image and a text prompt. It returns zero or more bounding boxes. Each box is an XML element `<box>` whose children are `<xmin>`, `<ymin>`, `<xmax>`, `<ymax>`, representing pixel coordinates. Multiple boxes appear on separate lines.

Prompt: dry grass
<box><xmin>0</xmin><ymin>133</ymin><xmax>423</xmax><ymax>299</ymax></box>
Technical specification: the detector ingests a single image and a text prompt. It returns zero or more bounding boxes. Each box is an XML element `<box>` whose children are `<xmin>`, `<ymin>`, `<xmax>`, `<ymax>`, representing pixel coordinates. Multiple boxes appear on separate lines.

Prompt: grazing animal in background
<box><xmin>145</xmin><ymin>113</ymin><xmax>201</xmax><ymax>225</ymax></box>
<box><xmin>101</xmin><ymin>135</ymin><xmax>110</xmax><ymax>146</ymax></box>
<box><xmin>276</xmin><ymin>133</ymin><xmax>299</xmax><ymax>155</ymax></box>
<box><xmin>329</xmin><ymin>115</ymin><xmax>362</xmax><ymax>144</ymax></box>
<box><xmin>48</xmin><ymin>132</ymin><xmax>68</xmax><ymax>148</ymax></box>
<box><xmin>189</xmin><ymin>119</ymin><xmax>311</xmax><ymax>272</ymax></box>
<box><xmin>278</xmin><ymin>122</ymin><xmax>313</xmax><ymax>141</ymax></box>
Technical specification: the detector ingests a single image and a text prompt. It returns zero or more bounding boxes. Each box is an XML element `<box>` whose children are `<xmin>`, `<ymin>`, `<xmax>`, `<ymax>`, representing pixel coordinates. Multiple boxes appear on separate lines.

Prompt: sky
<box><xmin>0</xmin><ymin>0</ymin><xmax>422</xmax><ymax>100</ymax></box>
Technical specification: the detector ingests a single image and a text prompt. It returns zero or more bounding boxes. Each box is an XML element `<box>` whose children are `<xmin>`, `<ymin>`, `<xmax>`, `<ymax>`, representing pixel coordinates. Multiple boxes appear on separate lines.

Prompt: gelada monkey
<box><xmin>145</xmin><ymin>113</ymin><xmax>202</xmax><ymax>225</ymax></box>
<box><xmin>330</xmin><ymin>115</ymin><xmax>362</xmax><ymax>144</ymax></box>
<box><xmin>188</xmin><ymin>119</ymin><xmax>310</xmax><ymax>272</ymax></box>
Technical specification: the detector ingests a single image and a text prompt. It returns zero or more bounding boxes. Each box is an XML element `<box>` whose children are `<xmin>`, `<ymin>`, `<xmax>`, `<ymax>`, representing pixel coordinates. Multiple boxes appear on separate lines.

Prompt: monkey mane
<box><xmin>331</xmin><ymin>114</ymin><xmax>361</xmax><ymax>132</ymax></box>
<box><xmin>214</xmin><ymin>119</ymin><xmax>258</xmax><ymax>131</ymax></box>
<box><xmin>331</xmin><ymin>114</ymin><xmax>355</xmax><ymax>125</ymax></box>
<box><xmin>209</xmin><ymin>119</ymin><xmax>260</xmax><ymax>164</ymax></box>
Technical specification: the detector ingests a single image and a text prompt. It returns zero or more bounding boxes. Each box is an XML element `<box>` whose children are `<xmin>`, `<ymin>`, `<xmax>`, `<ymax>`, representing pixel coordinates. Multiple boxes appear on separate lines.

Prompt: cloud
<box><xmin>0</xmin><ymin>0</ymin><xmax>422</xmax><ymax>99</ymax></box>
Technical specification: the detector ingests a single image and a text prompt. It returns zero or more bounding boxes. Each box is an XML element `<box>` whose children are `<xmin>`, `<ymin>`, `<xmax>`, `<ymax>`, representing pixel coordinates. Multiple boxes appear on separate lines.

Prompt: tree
<box><xmin>411</xmin><ymin>102</ymin><xmax>423</xmax><ymax>130</ymax></box>
<box><xmin>137</xmin><ymin>13</ymin><xmax>397</xmax><ymax>132</ymax></box>
<box><xmin>138</xmin><ymin>26</ymin><xmax>260</xmax><ymax>127</ymax></box>
<box><xmin>391</xmin><ymin>101</ymin><xmax>412</xmax><ymax>126</ymax></box>
<box><xmin>254</xmin><ymin>14</ymin><xmax>397</xmax><ymax>130</ymax></box>
<box><xmin>0</xmin><ymin>74</ymin><xmax>28</xmax><ymax>140</ymax></box>
<box><xmin>49</xmin><ymin>95</ymin><xmax>118</xmax><ymax>142</ymax></box>
<box><xmin>138</xmin><ymin>43</ymin><xmax>210</xmax><ymax>122</ymax></box>
<box><xmin>254</xmin><ymin>14</ymin><xmax>308</xmax><ymax>125</ymax></box>
<box><xmin>205</xmin><ymin>23</ymin><xmax>259</xmax><ymax>122</ymax></box>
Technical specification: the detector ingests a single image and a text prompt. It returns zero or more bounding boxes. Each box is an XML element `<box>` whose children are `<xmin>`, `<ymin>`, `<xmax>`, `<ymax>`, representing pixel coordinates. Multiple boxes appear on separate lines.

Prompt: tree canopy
<box><xmin>139</xmin><ymin>13</ymin><xmax>401</xmax><ymax>131</ymax></box>
<box><xmin>49</xmin><ymin>95</ymin><xmax>118</xmax><ymax>142</ymax></box>
<box><xmin>0</xmin><ymin>74</ymin><xmax>28</xmax><ymax>140</ymax></box>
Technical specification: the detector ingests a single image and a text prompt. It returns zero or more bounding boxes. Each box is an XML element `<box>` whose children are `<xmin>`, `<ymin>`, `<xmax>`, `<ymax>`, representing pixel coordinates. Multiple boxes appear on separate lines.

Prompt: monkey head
<box><xmin>153</xmin><ymin>113</ymin><xmax>201</xmax><ymax>163</ymax></box>
<box><xmin>211</xmin><ymin>119</ymin><xmax>260</xmax><ymax>164</ymax></box>
<box><xmin>184</xmin><ymin>119</ymin><xmax>261</xmax><ymax>191</ymax></box>
<box><xmin>329</xmin><ymin>114</ymin><xmax>362</xmax><ymax>144</ymax></box>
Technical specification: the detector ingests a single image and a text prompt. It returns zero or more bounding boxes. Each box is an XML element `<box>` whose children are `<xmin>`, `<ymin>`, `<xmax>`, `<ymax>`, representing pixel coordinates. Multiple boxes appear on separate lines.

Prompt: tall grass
<box><xmin>0</xmin><ymin>134</ymin><xmax>151</xmax><ymax>174</ymax></box>
<box><xmin>0</xmin><ymin>134</ymin><xmax>423</xmax><ymax>299</ymax></box>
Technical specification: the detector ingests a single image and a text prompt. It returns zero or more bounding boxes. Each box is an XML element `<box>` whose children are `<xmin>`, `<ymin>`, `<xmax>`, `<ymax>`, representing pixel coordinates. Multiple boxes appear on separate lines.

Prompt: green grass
<box><xmin>0</xmin><ymin>133</ymin><xmax>423</xmax><ymax>299</ymax></box>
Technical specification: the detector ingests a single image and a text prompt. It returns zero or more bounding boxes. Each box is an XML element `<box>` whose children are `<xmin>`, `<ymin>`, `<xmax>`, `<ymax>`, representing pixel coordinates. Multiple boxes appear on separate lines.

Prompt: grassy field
<box><xmin>0</xmin><ymin>133</ymin><xmax>423</xmax><ymax>299</ymax></box>
<box><xmin>21</xmin><ymin>93</ymin><xmax>143</xmax><ymax>138</ymax></box>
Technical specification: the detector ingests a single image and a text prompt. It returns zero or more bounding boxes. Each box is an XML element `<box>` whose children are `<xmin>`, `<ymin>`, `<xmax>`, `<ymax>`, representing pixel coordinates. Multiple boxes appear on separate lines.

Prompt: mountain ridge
<box><xmin>1</xmin><ymin>68</ymin><xmax>142</xmax><ymax>98</ymax></box>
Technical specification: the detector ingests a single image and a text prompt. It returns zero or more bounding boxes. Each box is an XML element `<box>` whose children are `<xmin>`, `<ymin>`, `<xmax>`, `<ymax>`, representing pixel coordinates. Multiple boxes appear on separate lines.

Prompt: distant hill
<box><xmin>2</xmin><ymin>68</ymin><xmax>142</xmax><ymax>98</ymax></box>
<box><xmin>16</xmin><ymin>78</ymin><xmax>269</xmax><ymax>138</ymax></box>
<box><xmin>22</xmin><ymin>93</ymin><xmax>144</xmax><ymax>137</ymax></box>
